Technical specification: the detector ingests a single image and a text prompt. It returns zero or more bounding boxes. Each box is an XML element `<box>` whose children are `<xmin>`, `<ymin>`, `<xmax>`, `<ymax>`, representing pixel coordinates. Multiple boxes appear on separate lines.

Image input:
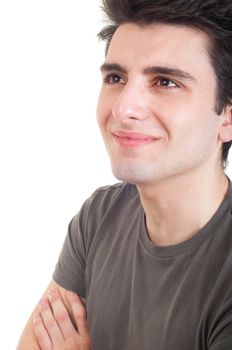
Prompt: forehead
<box><xmin>106</xmin><ymin>23</ymin><xmax>214</xmax><ymax>77</ymax></box>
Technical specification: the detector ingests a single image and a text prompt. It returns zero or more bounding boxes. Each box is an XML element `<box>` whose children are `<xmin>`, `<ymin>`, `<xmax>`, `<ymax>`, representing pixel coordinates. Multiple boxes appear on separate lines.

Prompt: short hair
<box><xmin>98</xmin><ymin>0</ymin><xmax>232</xmax><ymax>167</ymax></box>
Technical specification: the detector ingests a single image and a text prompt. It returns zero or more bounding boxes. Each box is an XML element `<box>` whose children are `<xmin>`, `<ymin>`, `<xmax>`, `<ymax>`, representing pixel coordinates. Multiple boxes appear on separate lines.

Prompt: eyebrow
<box><xmin>100</xmin><ymin>63</ymin><xmax>196</xmax><ymax>81</ymax></box>
<box><xmin>100</xmin><ymin>63</ymin><xmax>127</xmax><ymax>74</ymax></box>
<box><xmin>144</xmin><ymin>66</ymin><xmax>196</xmax><ymax>81</ymax></box>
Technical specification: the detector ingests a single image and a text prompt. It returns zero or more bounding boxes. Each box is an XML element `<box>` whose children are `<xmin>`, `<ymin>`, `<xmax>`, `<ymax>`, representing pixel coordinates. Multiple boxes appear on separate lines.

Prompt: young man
<box><xmin>17</xmin><ymin>0</ymin><xmax>232</xmax><ymax>349</ymax></box>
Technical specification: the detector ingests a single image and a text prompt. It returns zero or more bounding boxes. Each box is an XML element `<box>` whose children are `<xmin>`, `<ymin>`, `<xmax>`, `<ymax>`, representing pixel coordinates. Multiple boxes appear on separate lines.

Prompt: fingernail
<box><xmin>48</xmin><ymin>289</ymin><xmax>52</xmax><ymax>301</ymax></box>
<box><xmin>48</xmin><ymin>289</ymin><xmax>59</xmax><ymax>302</ymax></box>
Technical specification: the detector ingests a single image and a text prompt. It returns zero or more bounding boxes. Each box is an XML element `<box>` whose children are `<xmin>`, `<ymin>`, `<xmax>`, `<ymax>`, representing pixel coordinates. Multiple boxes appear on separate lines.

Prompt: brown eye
<box><xmin>157</xmin><ymin>78</ymin><xmax>177</xmax><ymax>88</ymax></box>
<box><xmin>104</xmin><ymin>74</ymin><xmax>123</xmax><ymax>84</ymax></box>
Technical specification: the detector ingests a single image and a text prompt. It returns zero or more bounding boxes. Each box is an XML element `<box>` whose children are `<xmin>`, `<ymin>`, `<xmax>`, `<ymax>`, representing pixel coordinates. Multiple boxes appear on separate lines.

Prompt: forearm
<box><xmin>16</xmin><ymin>314</ymin><xmax>40</xmax><ymax>350</ymax></box>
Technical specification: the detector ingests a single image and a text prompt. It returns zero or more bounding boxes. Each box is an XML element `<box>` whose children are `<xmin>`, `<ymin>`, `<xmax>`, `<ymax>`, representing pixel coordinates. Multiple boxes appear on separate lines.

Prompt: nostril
<box><xmin>112</xmin><ymin>104</ymin><xmax>150</xmax><ymax>123</ymax></box>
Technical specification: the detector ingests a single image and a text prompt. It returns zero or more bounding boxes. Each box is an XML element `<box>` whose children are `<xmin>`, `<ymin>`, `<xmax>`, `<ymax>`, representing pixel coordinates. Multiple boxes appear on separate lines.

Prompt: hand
<box><xmin>33</xmin><ymin>289</ymin><xmax>91</xmax><ymax>350</ymax></box>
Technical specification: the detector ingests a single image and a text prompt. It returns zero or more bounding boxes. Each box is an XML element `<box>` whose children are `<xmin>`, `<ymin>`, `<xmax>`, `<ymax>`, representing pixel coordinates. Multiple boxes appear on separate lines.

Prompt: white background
<box><xmin>0</xmin><ymin>1</ymin><xmax>116</xmax><ymax>348</ymax></box>
<box><xmin>0</xmin><ymin>1</ymin><xmax>232</xmax><ymax>348</ymax></box>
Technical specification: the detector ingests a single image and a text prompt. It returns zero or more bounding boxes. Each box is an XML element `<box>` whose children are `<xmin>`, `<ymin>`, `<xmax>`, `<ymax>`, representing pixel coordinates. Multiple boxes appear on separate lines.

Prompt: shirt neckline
<box><xmin>139</xmin><ymin>179</ymin><xmax>232</xmax><ymax>258</ymax></box>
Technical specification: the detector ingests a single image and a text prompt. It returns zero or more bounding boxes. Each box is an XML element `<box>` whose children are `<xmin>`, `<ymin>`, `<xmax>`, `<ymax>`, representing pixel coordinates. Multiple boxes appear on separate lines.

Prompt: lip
<box><xmin>112</xmin><ymin>131</ymin><xmax>160</xmax><ymax>147</ymax></box>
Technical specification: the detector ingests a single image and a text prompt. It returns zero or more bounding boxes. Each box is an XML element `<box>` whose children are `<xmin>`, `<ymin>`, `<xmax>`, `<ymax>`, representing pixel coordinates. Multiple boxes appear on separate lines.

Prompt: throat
<box><xmin>145</xmin><ymin>214</ymin><xmax>202</xmax><ymax>247</ymax></box>
<box><xmin>139</xmin><ymin>174</ymin><xmax>229</xmax><ymax>247</ymax></box>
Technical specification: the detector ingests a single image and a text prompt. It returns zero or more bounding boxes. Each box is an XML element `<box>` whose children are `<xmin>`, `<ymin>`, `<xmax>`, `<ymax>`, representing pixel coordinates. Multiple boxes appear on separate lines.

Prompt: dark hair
<box><xmin>98</xmin><ymin>0</ymin><xmax>232</xmax><ymax>167</ymax></box>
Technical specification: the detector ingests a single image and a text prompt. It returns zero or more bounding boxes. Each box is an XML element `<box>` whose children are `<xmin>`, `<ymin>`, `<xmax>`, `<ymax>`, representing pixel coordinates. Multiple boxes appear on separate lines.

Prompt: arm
<box><xmin>16</xmin><ymin>279</ymin><xmax>90</xmax><ymax>350</ymax></box>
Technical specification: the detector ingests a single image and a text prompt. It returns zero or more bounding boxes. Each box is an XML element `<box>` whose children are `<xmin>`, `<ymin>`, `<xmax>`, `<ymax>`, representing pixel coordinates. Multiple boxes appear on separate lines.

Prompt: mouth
<box><xmin>112</xmin><ymin>131</ymin><xmax>160</xmax><ymax>147</ymax></box>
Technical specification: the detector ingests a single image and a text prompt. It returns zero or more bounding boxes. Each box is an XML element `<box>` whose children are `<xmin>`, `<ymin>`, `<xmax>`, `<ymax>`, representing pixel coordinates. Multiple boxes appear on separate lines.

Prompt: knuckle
<box><xmin>55</xmin><ymin>309</ymin><xmax>68</xmax><ymax>324</ymax></box>
<box><xmin>45</xmin><ymin>317</ymin><xmax>56</xmax><ymax>329</ymax></box>
<box><xmin>36</xmin><ymin>331</ymin><xmax>44</xmax><ymax>341</ymax></box>
<box><xmin>35</xmin><ymin>328</ymin><xmax>46</xmax><ymax>342</ymax></box>
<box><xmin>75</xmin><ymin>307</ymin><xmax>86</xmax><ymax>321</ymax></box>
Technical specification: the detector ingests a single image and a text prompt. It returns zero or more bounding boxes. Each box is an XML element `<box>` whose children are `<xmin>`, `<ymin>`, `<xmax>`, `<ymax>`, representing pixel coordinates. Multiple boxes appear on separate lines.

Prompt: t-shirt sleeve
<box><xmin>52</xmin><ymin>200</ymin><xmax>90</xmax><ymax>298</ymax></box>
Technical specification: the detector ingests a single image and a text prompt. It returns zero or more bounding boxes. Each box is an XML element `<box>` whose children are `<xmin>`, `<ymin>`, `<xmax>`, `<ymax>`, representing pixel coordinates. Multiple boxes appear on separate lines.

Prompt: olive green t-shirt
<box><xmin>53</xmin><ymin>182</ymin><xmax>232</xmax><ymax>350</ymax></box>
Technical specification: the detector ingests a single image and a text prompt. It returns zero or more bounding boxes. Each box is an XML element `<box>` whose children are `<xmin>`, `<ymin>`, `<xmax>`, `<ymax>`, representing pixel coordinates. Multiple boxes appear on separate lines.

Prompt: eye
<box><xmin>103</xmin><ymin>74</ymin><xmax>124</xmax><ymax>85</ymax></box>
<box><xmin>156</xmin><ymin>78</ymin><xmax>179</xmax><ymax>88</ymax></box>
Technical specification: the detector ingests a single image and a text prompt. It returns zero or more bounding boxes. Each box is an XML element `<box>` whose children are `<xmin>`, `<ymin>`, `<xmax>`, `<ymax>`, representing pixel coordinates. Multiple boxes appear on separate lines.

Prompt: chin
<box><xmin>111</xmin><ymin>161</ymin><xmax>158</xmax><ymax>185</ymax></box>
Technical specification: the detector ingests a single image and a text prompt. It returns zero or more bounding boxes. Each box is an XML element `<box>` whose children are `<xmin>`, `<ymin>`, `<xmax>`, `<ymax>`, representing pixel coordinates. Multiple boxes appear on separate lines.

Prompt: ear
<box><xmin>219</xmin><ymin>105</ymin><xmax>232</xmax><ymax>143</ymax></box>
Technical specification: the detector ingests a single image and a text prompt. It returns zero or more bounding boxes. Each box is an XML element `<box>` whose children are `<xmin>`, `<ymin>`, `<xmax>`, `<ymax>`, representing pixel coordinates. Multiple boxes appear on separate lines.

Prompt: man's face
<box><xmin>97</xmin><ymin>23</ymin><xmax>224</xmax><ymax>185</ymax></box>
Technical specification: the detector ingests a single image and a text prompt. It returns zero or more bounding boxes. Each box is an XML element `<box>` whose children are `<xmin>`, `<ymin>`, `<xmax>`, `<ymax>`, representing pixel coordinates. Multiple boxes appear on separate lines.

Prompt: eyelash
<box><xmin>155</xmin><ymin>78</ymin><xmax>179</xmax><ymax>89</ymax></box>
<box><xmin>103</xmin><ymin>74</ymin><xmax>180</xmax><ymax>89</ymax></box>
<box><xmin>103</xmin><ymin>74</ymin><xmax>124</xmax><ymax>85</ymax></box>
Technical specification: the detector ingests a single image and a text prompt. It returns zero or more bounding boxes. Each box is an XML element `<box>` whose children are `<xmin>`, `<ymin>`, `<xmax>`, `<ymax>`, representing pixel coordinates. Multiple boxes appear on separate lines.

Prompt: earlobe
<box><xmin>219</xmin><ymin>106</ymin><xmax>232</xmax><ymax>143</ymax></box>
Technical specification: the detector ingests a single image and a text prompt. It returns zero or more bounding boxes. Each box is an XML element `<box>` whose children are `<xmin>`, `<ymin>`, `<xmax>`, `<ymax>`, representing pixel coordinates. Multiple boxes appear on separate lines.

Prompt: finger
<box><xmin>48</xmin><ymin>289</ymin><xmax>76</xmax><ymax>339</ymax></box>
<box><xmin>66</xmin><ymin>290</ymin><xmax>89</xmax><ymax>338</ymax></box>
<box><xmin>33</xmin><ymin>313</ymin><xmax>52</xmax><ymax>350</ymax></box>
<box><xmin>39</xmin><ymin>298</ymin><xmax>64</xmax><ymax>346</ymax></box>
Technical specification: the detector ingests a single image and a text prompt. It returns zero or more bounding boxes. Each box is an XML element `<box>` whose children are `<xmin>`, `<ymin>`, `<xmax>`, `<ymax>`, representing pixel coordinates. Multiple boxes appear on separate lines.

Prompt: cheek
<box><xmin>96</xmin><ymin>90</ymin><xmax>112</xmax><ymax>129</ymax></box>
<box><xmin>96</xmin><ymin>92</ymin><xmax>116</xmax><ymax>153</ymax></box>
<box><xmin>173</xmin><ymin>113</ymin><xmax>220</xmax><ymax>154</ymax></box>
<box><xmin>152</xmin><ymin>106</ymin><xmax>187</xmax><ymax>142</ymax></box>
<box><xmin>96</xmin><ymin>94</ymin><xmax>106</xmax><ymax>131</ymax></box>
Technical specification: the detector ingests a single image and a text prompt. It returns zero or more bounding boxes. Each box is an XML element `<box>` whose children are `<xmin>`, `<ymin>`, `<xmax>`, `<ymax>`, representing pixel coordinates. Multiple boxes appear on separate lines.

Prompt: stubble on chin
<box><xmin>110</xmin><ymin>159</ymin><xmax>157</xmax><ymax>185</ymax></box>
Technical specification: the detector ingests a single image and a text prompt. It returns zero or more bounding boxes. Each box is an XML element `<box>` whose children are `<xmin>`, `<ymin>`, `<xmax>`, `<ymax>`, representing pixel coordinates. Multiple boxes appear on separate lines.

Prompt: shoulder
<box><xmin>89</xmin><ymin>181</ymin><xmax>138</xmax><ymax>205</ymax></box>
<box><xmin>83</xmin><ymin>182</ymin><xmax>139</xmax><ymax>218</ymax></box>
<box><xmin>69</xmin><ymin>182</ymin><xmax>140</xmax><ymax>249</ymax></box>
<box><xmin>71</xmin><ymin>182</ymin><xmax>139</xmax><ymax>227</ymax></box>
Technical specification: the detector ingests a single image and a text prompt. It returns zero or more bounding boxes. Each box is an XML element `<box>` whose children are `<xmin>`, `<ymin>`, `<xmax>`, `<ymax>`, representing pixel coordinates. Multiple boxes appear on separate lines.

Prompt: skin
<box><xmin>17</xmin><ymin>23</ymin><xmax>232</xmax><ymax>349</ymax></box>
<box><xmin>34</xmin><ymin>289</ymin><xmax>90</xmax><ymax>350</ymax></box>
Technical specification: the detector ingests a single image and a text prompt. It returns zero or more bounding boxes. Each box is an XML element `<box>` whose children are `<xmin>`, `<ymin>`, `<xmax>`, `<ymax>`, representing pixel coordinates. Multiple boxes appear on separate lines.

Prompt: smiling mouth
<box><xmin>112</xmin><ymin>131</ymin><xmax>160</xmax><ymax>147</ymax></box>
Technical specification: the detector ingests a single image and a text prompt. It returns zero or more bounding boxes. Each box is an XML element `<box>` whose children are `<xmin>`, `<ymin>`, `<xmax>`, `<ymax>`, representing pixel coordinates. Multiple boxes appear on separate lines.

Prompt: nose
<box><xmin>112</xmin><ymin>82</ymin><xmax>151</xmax><ymax>123</ymax></box>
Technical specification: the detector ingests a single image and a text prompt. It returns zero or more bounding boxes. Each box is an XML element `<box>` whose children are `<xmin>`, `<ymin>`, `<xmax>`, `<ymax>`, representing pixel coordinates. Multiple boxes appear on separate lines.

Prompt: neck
<box><xmin>137</xmin><ymin>167</ymin><xmax>229</xmax><ymax>247</ymax></box>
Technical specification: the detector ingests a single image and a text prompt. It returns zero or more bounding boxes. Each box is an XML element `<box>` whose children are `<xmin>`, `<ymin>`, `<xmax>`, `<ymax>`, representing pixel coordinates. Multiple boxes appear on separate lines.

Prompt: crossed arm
<box><xmin>16</xmin><ymin>280</ymin><xmax>91</xmax><ymax>350</ymax></box>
